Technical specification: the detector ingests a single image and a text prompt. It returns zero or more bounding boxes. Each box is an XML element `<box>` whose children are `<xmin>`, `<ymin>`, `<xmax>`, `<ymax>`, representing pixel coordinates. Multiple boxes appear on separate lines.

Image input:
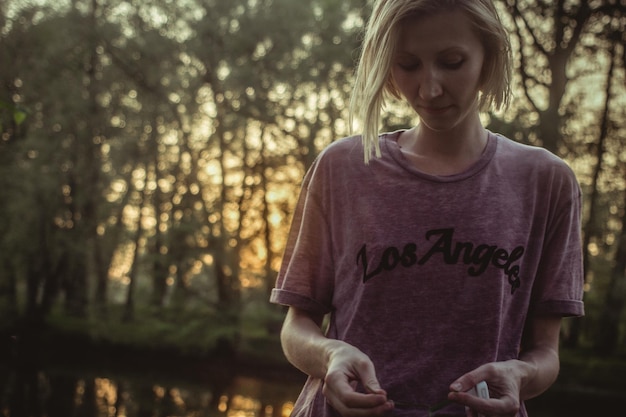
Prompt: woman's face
<box><xmin>391</xmin><ymin>9</ymin><xmax>486</xmax><ymax>134</ymax></box>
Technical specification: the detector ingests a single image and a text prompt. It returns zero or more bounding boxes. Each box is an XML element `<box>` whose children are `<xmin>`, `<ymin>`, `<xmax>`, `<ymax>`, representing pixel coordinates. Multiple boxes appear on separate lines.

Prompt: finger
<box><xmin>333</xmin><ymin>386</ymin><xmax>389</xmax><ymax>409</ymax></box>
<box><xmin>351</xmin><ymin>358</ymin><xmax>386</xmax><ymax>397</ymax></box>
<box><xmin>324</xmin><ymin>375</ymin><xmax>389</xmax><ymax>409</ymax></box>
<box><xmin>450</xmin><ymin>374</ymin><xmax>487</xmax><ymax>393</ymax></box>
<box><xmin>325</xmin><ymin>389</ymin><xmax>392</xmax><ymax>417</ymax></box>
<box><xmin>451</xmin><ymin>362</ymin><xmax>499</xmax><ymax>393</ymax></box>
<box><xmin>455</xmin><ymin>393</ymin><xmax>517</xmax><ymax>417</ymax></box>
<box><xmin>364</xmin><ymin>383</ymin><xmax>386</xmax><ymax>396</ymax></box>
<box><xmin>448</xmin><ymin>389</ymin><xmax>491</xmax><ymax>417</ymax></box>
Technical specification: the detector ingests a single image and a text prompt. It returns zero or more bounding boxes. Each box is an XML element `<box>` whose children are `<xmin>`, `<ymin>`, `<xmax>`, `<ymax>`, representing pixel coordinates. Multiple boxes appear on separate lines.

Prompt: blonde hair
<box><xmin>349</xmin><ymin>0</ymin><xmax>512</xmax><ymax>163</ymax></box>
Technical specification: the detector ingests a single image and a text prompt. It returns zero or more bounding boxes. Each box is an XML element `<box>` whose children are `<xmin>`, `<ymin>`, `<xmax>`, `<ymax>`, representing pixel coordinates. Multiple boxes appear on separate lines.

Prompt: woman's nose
<box><xmin>418</xmin><ymin>69</ymin><xmax>443</xmax><ymax>100</ymax></box>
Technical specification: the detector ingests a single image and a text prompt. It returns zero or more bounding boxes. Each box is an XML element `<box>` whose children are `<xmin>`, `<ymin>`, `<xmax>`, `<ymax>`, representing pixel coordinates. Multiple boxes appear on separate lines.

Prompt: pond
<box><xmin>1</xmin><ymin>353</ymin><xmax>622</xmax><ymax>417</ymax></box>
<box><xmin>1</xmin><ymin>360</ymin><xmax>305</xmax><ymax>417</ymax></box>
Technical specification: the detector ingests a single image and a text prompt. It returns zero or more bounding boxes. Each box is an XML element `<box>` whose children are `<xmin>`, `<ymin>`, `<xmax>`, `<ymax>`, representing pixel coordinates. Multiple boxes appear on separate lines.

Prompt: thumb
<box><xmin>450</xmin><ymin>369</ymin><xmax>486</xmax><ymax>393</ymax></box>
<box><xmin>356</xmin><ymin>361</ymin><xmax>385</xmax><ymax>395</ymax></box>
<box><xmin>365</xmin><ymin>382</ymin><xmax>385</xmax><ymax>395</ymax></box>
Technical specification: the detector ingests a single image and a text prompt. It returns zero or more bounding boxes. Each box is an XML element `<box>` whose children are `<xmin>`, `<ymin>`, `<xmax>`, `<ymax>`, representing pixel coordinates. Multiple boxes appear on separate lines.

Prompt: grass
<box><xmin>557</xmin><ymin>348</ymin><xmax>626</xmax><ymax>394</ymax></box>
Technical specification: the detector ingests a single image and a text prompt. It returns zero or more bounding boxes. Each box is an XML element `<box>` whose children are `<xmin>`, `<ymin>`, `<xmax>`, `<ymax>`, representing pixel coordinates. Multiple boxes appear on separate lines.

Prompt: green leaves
<box><xmin>0</xmin><ymin>99</ymin><xmax>27</xmax><ymax>129</ymax></box>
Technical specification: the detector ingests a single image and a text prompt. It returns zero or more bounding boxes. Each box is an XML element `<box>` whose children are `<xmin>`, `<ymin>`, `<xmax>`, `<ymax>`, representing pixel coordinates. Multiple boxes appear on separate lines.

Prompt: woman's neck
<box><xmin>398</xmin><ymin>122</ymin><xmax>488</xmax><ymax>176</ymax></box>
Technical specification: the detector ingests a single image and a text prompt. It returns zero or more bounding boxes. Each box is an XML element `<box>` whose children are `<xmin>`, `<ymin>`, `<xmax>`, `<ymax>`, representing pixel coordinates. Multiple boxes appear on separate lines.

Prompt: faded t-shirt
<box><xmin>270</xmin><ymin>131</ymin><xmax>584</xmax><ymax>417</ymax></box>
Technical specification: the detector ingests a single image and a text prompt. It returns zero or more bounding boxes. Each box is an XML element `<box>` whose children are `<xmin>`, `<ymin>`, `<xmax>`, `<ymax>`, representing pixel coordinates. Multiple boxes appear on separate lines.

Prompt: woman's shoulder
<box><xmin>315</xmin><ymin>131</ymin><xmax>401</xmax><ymax>165</ymax></box>
<box><xmin>319</xmin><ymin>134</ymin><xmax>362</xmax><ymax>154</ymax></box>
<box><xmin>302</xmin><ymin>135</ymin><xmax>366</xmax><ymax>186</ymax></box>
<box><xmin>304</xmin><ymin>132</ymin><xmax>400</xmax><ymax>190</ymax></box>
<box><xmin>493</xmin><ymin>133</ymin><xmax>580</xmax><ymax>191</ymax></box>
<box><xmin>495</xmin><ymin>133</ymin><xmax>555</xmax><ymax>158</ymax></box>
<box><xmin>495</xmin><ymin>134</ymin><xmax>574</xmax><ymax>171</ymax></box>
<box><xmin>310</xmin><ymin>134</ymin><xmax>370</xmax><ymax>174</ymax></box>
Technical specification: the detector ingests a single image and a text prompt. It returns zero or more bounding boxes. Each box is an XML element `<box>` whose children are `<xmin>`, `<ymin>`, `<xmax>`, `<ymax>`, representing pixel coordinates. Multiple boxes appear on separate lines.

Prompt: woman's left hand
<box><xmin>447</xmin><ymin>359</ymin><xmax>528</xmax><ymax>417</ymax></box>
<box><xmin>448</xmin><ymin>316</ymin><xmax>562</xmax><ymax>417</ymax></box>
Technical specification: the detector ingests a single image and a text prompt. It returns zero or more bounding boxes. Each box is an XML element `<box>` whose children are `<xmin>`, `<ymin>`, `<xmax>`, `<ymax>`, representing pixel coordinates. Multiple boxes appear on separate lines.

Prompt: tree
<box><xmin>590</xmin><ymin>19</ymin><xmax>626</xmax><ymax>354</ymax></box>
<box><xmin>499</xmin><ymin>0</ymin><xmax>626</xmax><ymax>348</ymax></box>
<box><xmin>2</xmin><ymin>0</ymin><xmax>625</xmax><ymax>359</ymax></box>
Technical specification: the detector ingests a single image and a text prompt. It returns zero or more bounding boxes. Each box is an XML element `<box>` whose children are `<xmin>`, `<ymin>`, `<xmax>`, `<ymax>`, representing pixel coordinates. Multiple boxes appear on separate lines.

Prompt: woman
<box><xmin>270</xmin><ymin>1</ymin><xmax>584</xmax><ymax>416</ymax></box>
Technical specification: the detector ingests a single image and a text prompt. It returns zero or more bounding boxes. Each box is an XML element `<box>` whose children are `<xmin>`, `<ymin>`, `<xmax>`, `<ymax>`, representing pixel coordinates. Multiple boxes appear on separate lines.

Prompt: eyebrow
<box><xmin>395</xmin><ymin>46</ymin><xmax>467</xmax><ymax>59</ymax></box>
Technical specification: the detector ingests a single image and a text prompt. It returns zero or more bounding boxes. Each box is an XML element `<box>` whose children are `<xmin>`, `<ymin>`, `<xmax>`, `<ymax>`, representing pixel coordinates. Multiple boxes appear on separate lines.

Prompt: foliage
<box><xmin>0</xmin><ymin>0</ymin><xmax>625</xmax><ymax>361</ymax></box>
<box><xmin>0</xmin><ymin>99</ymin><xmax>27</xmax><ymax>129</ymax></box>
<box><xmin>45</xmin><ymin>303</ymin><xmax>246</xmax><ymax>355</ymax></box>
<box><xmin>558</xmin><ymin>348</ymin><xmax>626</xmax><ymax>393</ymax></box>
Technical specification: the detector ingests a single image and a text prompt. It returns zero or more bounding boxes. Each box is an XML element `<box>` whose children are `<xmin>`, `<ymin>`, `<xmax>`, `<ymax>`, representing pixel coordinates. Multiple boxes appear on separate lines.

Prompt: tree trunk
<box><xmin>594</xmin><ymin>167</ymin><xmax>626</xmax><ymax>354</ymax></box>
<box><xmin>123</xmin><ymin>184</ymin><xmax>146</xmax><ymax>323</ymax></box>
<box><xmin>507</xmin><ymin>0</ymin><xmax>592</xmax><ymax>154</ymax></box>
<box><xmin>565</xmin><ymin>34</ymin><xmax>617</xmax><ymax>348</ymax></box>
<box><xmin>92</xmin><ymin>234</ymin><xmax>108</xmax><ymax>317</ymax></box>
<box><xmin>151</xmin><ymin>155</ymin><xmax>169</xmax><ymax>308</ymax></box>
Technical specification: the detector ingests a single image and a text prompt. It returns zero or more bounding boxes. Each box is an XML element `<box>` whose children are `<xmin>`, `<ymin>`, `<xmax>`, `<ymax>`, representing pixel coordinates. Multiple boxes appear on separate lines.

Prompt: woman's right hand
<box><xmin>322</xmin><ymin>342</ymin><xmax>394</xmax><ymax>416</ymax></box>
<box><xmin>280</xmin><ymin>307</ymin><xmax>393</xmax><ymax>416</ymax></box>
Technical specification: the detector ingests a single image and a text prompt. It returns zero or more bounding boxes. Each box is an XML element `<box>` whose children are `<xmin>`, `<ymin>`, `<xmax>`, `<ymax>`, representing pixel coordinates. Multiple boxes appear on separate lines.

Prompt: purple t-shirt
<box><xmin>270</xmin><ymin>131</ymin><xmax>584</xmax><ymax>417</ymax></box>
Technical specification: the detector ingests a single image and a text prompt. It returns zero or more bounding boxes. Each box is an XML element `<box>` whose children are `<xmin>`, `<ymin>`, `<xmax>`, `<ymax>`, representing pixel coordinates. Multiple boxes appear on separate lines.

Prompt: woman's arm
<box><xmin>280</xmin><ymin>306</ymin><xmax>394</xmax><ymax>416</ymax></box>
<box><xmin>448</xmin><ymin>315</ymin><xmax>562</xmax><ymax>416</ymax></box>
<box><xmin>280</xmin><ymin>306</ymin><xmax>334</xmax><ymax>378</ymax></box>
<box><xmin>517</xmin><ymin>315</ymin><xmax>561</xmax><ymax>399</ymax></box>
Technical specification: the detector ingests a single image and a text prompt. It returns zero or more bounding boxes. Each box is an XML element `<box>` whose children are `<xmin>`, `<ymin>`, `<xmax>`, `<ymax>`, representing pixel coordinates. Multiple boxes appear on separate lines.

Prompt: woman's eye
<box><xmin>442</xmin><ymin>59</ymin><xmax>464</xmax><ymax>70</ymax></box>
<box><xmin>397</xmin><ymin>62</ymin><xmax>420</xmax><ymax>71</ymax></box>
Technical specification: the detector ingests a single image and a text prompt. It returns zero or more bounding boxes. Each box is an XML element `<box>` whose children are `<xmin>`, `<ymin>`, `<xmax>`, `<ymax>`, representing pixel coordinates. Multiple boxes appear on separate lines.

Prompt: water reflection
<box><xmin>0</xmin><ymin>367</ymin><xmax>302</xmax><ymax>417</ymax></box>
<box><xmin>3</xmin><ymin>360</ymin><xmax>622</xmax><ymax>417</ymax></box>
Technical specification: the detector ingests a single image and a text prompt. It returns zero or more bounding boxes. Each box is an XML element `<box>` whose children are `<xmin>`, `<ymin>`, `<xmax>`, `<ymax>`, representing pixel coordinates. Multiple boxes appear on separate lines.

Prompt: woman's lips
<box><xmin>420</xmin><ymin>105</ymin><xmax>452</xmax><ymax>115</ymax></box>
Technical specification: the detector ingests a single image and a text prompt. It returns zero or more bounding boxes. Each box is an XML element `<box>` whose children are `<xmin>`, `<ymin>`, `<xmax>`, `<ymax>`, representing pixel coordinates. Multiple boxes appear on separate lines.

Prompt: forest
<box><xmin>1</xmin><ymin>0</ymin><xmax>626</xmax><ymax>414</ymax></box>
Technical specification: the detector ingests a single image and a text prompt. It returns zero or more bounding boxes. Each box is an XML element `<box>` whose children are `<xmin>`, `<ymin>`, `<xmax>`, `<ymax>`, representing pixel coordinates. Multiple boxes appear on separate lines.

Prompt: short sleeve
<box><xmin>269</xmin><ymin>160</ymin><xmax>335</xmax><ymax>316</ymax></box>
<box><xmin>530</xmin><ymin>162</ymin><xmax>584</xmax><ymax>317</ymax></box>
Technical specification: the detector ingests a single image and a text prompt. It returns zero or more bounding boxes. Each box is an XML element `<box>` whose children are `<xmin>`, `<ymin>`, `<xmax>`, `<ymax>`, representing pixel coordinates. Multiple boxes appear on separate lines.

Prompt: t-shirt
<box><xmin>270</xmin><ymin>131</ymin><xmax>584</xmax><ymax>417</ymax></box>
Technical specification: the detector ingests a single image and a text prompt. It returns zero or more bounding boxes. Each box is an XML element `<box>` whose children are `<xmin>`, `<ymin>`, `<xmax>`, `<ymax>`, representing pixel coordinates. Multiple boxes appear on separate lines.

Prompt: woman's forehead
<box><xmin>395</xmin><ymin>10</ymin><xmax>482</xmax><ymax>54</ymax></box>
